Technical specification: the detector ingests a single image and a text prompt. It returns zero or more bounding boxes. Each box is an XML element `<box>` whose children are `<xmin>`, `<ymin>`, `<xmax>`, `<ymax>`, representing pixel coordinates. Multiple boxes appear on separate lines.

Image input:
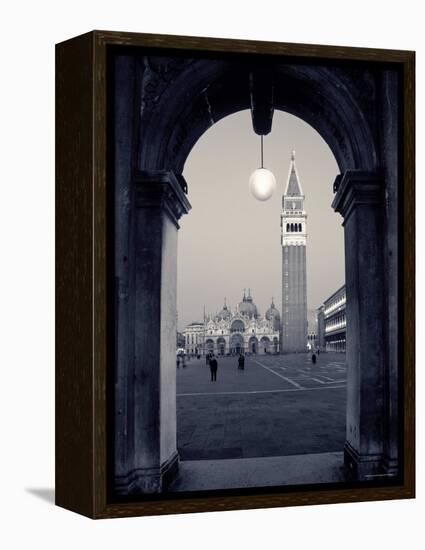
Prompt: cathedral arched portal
<box><xmin>205</xmin><ymin>339</ymin><xmax>214</xmax><ymax>353</ymax></box>
<box><xmin>248</xmin><ymin>336</ymin><xmax>258</xmax><ymax>354</ymax></box>
<box><xmin>229</xmin><ymin>333</ymin><xmax>244</xmax><ymax>355</ymax></box>
<box><xmin>260</xmin><ymin>336</ymin><xmax>271</xmax><ymax>355</ymax></box>
<box><xmin>216</xmin><ymin>337</ymin><xmax>226</xmax><ymax>356</ymax></box>
<box><xmin>230</xmin><ymin>319</ymin><xmax>245</xmax><ymax>333</ymax></box>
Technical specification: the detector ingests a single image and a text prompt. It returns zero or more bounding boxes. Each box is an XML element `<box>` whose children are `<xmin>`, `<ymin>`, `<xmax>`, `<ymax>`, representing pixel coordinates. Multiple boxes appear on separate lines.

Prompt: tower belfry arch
<box><xmin>112</xmin><ymin>49</ymin><xmax>400</xmax><ymax>493</ymax></box>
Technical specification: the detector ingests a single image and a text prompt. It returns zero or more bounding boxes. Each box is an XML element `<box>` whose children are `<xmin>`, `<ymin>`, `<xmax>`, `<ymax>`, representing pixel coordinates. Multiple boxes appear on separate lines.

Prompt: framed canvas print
<box><xmin>55</xmin><ymin>30</ymin><xmax>415</xmax><ymax>518</ymax></box>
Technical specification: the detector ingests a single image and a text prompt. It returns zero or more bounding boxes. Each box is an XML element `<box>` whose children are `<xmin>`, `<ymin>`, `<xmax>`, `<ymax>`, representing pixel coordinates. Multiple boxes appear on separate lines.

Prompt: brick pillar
<box><xmin>332</xmin><ymin>170</ymin><xmax>387</xmax><ymax>479</ymax></box>
<box><xmin>116</xmin><ymin>171</ymin><xmax>191</xmax><ymax>494</ymax></box>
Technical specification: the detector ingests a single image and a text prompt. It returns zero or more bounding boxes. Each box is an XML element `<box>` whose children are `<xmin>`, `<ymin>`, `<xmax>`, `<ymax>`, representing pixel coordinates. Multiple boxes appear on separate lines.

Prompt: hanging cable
<box><xmin>260</xmin><ymin>135</ymin><xmax>264</xmax><ymax>168</ymax></box>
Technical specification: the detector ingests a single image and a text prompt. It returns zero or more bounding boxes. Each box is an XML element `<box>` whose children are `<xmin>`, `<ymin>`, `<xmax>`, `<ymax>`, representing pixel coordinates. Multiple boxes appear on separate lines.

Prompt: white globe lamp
<box><xmin>249</xmin><ymin>168</ymin><xmax>276</xmax><ymax>201</ymax></box>
<box><xmin>249</xmin><ymin>135</ymin><xmax>276</xmax><ymax>201</ymax></box>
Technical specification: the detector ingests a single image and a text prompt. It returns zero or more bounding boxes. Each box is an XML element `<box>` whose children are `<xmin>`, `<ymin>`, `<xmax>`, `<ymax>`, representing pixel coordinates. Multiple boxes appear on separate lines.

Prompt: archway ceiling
<box><xmin>137</xmin><ymin>57</ymin><xmax>379</xmax><ymax>179</ymax></box>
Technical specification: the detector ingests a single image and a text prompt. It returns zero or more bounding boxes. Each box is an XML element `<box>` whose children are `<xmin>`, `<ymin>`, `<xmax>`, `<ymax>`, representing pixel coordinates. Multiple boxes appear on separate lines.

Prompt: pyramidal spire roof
<box><xmin>284</xmin><ymin>150</ymin><xmax>304</xmax><ymax>197</ymax></box>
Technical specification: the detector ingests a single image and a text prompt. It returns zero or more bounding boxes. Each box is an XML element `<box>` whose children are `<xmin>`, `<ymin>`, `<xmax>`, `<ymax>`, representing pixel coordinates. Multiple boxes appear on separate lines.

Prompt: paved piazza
<box><xmin>177</xmin><ymin>352</ymin><xmax>346</xmax><ymax>460</ymax></box>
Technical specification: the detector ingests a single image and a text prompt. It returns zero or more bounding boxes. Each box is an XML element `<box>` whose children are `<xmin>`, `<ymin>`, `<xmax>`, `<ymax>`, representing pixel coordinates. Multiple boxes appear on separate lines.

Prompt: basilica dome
<box><xmin>238</xmin><ymin>290</ymin><xmax>258</xmax><ymax>319</ymax></box>
<box><xmin>265</xmin><ymin>299</ymin><xmax>281</xmax><ymax>330</ymax></box>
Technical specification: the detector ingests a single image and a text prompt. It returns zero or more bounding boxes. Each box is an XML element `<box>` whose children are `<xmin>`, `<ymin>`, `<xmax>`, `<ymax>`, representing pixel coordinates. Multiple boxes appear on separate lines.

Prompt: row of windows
<box><xmin>325</xmin><ymin>339</ymin><xmax>346</xmax><ymax>352</ymax></box>
<box><xmin>325</xmin><ymin>313</ymin><xmax>346</xmax><ymax>333</ymax></box>
<box><xmin>324</xmin><ymin>293</ymin><xmax>346</xmax><ymax>316</ymax></box>
<box><xmin>286</xmin><ymin>223</ymin><xmax>303</xmax><ymax>232</ymax></box>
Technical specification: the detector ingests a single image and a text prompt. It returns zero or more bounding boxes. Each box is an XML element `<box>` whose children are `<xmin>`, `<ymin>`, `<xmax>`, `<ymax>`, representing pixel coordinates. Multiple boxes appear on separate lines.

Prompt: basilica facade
<box><xmin>184</xmin><ymin>291</ymin><xmax>280</xmax><ymax>356</ymax></box>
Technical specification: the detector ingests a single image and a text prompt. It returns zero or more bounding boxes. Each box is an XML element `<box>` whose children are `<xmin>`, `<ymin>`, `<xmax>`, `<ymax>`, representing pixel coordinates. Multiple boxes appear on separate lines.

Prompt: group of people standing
<box><xmin>204</xmin><ymin>352</ymin><xmax>246</xmax><ymax>381</ymax></box>
<box><xmin>179</xmin><ymin>349</ymin><xmax>318</xmax><ymax>376</ymax></box>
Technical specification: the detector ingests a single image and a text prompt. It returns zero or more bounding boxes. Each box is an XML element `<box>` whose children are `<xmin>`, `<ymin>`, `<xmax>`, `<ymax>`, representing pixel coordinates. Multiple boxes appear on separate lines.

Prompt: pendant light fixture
<box><xmin>249</xmin><ymin>135</ymin><xmax>276</xmax><ymax>201</ymax></box>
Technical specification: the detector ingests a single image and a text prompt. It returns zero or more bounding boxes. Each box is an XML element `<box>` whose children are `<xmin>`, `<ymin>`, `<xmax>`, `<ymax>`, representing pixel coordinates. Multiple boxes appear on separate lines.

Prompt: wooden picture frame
<box><xmin>55</xmin><ymin>30</ymin><xmax>415</xmax><ymax>519</ymax></box>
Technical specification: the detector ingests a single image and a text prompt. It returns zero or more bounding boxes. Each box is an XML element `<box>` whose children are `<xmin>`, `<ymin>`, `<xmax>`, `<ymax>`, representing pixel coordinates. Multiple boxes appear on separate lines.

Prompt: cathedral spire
<box><xmin>280</xmin><ymin>150</ymin><xmax>308</xmax><ymax>353</ymax></box>
<box><xmin>284</xmin><ymin>149</ymin><xmax>304</xmax><ymax>197</ymax></box>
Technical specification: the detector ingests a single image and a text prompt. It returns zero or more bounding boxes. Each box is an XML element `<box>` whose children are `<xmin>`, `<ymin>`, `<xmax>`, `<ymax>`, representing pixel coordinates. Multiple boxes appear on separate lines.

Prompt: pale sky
<box><xmin>177</xmin><ymin>110</ymin><xmax>345</xmax><ymax>331</ymax></box>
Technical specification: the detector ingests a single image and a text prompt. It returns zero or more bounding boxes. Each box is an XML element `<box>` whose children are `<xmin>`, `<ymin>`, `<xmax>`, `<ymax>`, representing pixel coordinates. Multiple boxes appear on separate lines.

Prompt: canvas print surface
<box><xmin>107</xmin><ymin>46</ymin><xmax>402</xmax><ymax>499</ymax></box>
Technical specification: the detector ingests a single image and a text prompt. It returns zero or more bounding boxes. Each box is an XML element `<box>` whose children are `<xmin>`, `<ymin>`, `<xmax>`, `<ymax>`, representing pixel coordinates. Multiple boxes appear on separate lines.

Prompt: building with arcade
<box><xmin>183</xmin><ymin>291</ymin><xmax>280</xmax><ymax>356</ymax></box>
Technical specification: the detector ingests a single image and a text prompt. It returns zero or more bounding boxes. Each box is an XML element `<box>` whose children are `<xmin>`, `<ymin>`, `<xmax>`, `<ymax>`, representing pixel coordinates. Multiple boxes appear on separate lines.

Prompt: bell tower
<box><xmin>280</xmin><ymin>151</ymin><xmax>308</xmax><ymax>353</ymax></box>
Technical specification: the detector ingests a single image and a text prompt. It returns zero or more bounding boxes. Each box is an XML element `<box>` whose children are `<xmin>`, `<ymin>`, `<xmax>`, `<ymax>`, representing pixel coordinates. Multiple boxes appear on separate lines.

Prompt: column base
<box><xmin>382</xmin><ymin>455</ymin><xmax>399</xmax><ymax>477</ymax></box>
<box><xmin>344</xmin><ymin>441</ymin><xmax>385</xmax><ymax>480</ymax></box>
<box><xmin>115</xmin><ymin>451</ymin><xmax>179</xmax><ymax>496</ymax></box>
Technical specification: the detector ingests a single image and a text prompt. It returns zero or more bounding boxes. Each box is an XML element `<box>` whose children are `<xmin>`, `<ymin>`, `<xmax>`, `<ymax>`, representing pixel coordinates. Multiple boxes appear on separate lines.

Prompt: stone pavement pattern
<box><xmin>169</xmin><ymin>452</ymin><xmax>346</xmax><ymax>492</ymax></box>
<box><xmin>177</xmin><ymin>352</ymin><xmax>346</xmax><ymax>460</ymax></box>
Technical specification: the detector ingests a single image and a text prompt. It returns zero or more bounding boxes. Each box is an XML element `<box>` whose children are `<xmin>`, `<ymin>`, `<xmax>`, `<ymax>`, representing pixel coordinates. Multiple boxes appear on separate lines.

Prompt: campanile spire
<box><xmin>280</xmin><ymin>151</ymin><xmax>308</xmax><ymax>352</ymax></box>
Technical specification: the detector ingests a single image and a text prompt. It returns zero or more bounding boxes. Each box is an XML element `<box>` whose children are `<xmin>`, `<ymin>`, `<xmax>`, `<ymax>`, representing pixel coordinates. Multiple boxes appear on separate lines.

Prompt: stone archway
<box><xmin>230</xmin><ymin>333</ymin><xmax>245</xmax><ymax>355</ymax></box>
<box><xmin>205</xmin><ymin>339</ymin><xmax>215</xmax><ymax>354</ymax></box>
<box><xmin>216</xmin><ymin>337</ymin><xmax>226</xmax><ymax>356</ymax></box>
<box><xmin>248</xmin><ymin>336</ymin><xmax>258</xmax><ymax>354</ymax></box>
<box><xmin>230</xmin><ymin>319</ymin><xmax>245</xmax><ymax>334</ymax></box>
<box><xmin>113</xmin><ymin>51</ymin><xmax>400</xmax><ymax>493</ymax></box>
<box><xmin>260</xmin><ymin>336</ymin><xmax>271</xmax><ymax>355</ymax></box>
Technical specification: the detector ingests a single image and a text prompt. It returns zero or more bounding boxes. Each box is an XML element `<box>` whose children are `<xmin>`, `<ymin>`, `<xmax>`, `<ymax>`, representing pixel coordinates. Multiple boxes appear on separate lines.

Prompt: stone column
<box><xmin>117</xmin><ymin>170</ymin><xmax>191</xmax><ymax>494</ymax></box>
<box><xmin>380</xmin><ymin>71</ymin><xmax>399</xmax><ymax>475</ymax></box>
<box><xmin>332</xmin><ymin>170</ymin><xmax>386</xmax><ymax>479</ymax></box>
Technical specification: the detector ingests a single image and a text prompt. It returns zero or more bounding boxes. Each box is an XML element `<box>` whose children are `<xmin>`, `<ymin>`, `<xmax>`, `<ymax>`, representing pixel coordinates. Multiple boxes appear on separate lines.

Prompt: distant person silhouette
<box><xmin>238</xmin><ymin>353</ymin><xmax>245</xmax><ymax>370</ymax></box>
<box><xmin>209</xmin><ymin>354</ymin><xmax>218</xmax><ymax>381</ymax></box>
<box><xmin>311</xmin><ymin>353</ymin><xmax>317</xmax><ymax>365</ymax></box>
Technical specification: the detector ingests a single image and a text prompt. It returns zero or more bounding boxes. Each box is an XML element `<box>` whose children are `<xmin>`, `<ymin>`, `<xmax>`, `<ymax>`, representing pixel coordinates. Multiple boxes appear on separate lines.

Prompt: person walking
<box><xmin>209</xmin><ymin>354</ymin><xmax>218</xmax><ymax>381</ymax></box>
<box><xmin>176</xmin><ymin>355</ymin><xmax>180</xmax><ymax>369</ymax></box>
<box><xmin>311</xmin><ymin>352</ymin><xmax>317</xmax><ymax>365</ymax></box>
<box><xmin>238</xmin><ymin>353</ymin><xmax>245</xmax><ymax>370</ymax></box>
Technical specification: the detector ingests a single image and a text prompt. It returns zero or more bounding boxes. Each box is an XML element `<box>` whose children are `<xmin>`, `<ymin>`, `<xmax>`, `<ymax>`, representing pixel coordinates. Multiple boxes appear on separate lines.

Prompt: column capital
<box><xmin>332</xmin><ymin>170</ymin><xmax>383</xmax><ymax>222</ymax></box>
<box><xmin>133</xmin><ymin>170</ymin><xmax>191</xmax><ymax>228</ymax></box>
